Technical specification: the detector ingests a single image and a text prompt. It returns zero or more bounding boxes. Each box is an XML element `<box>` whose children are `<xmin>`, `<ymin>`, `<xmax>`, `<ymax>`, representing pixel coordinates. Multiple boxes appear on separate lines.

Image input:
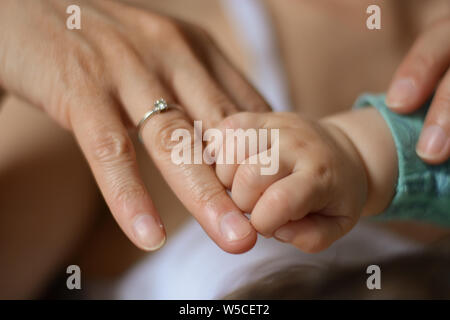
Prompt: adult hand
<box><xmin>0</xmin><ymin>0</ymin><xmax>268</xmax><ymax>253</ymax></box>
<box><xmin>386</xmin><ymin>17</ymin><xmax>450</xmax><ymax>164</ymax></box>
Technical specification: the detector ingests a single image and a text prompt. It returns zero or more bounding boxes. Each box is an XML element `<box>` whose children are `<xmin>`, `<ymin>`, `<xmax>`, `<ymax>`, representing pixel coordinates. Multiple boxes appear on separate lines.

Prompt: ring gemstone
<box><xmin>154</xmin><ymin>98</ymin><xmax>168</xmax><ymax>112</ymax></box>
<box><xmin>137</xmin><ymin>98</ymin><xmax>172</xmax><ymax>143</ymax></box>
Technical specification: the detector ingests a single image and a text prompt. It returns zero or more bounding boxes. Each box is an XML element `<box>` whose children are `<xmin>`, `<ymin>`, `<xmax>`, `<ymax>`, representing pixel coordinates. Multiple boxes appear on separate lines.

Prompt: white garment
<box><xmin>221</xmin><ymin>0</ymin><xmax>291</xmax><ymax>112</ymax></box>
<box><xmin>113</xmin><ymin>220</ymin><xmax>420</xmax><ymax>299</ymax></box>
<box><xmin>98</xmin><ymin>0</ymin><xmax>421</xmax><ymax>300</ymax></box>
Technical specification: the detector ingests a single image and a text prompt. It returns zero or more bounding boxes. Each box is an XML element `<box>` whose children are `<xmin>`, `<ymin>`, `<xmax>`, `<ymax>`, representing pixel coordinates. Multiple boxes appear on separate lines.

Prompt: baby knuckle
<box><xmin>293</xmin><ymin>138</ymin><xmax>309</xmax><ymax>151</ymax></box>
<box><xmin>315</xmin><ymin>163</ymin><xmax>329</xmax><ymax>178</ymax></box>
<box><xmin>304</xmin><ymin>147</ymin><xmax>334</xmax><ymax>180</ymax></box>
<box><xmin>313</xmin><ymin>160</ymin><xmax>333</xmax><ymax>184</ymax></box>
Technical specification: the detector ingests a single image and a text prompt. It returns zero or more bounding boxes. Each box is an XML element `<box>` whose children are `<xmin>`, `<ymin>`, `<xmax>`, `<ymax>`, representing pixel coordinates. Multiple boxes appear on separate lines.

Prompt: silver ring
<box><xmin>137</xmin><ymin>98</ymin><xmax>172</xmax><ymax>143</ymax></box>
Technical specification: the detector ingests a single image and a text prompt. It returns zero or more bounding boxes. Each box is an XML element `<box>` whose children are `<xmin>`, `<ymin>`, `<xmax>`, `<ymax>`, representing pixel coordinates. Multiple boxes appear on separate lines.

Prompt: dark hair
<box><xmin>226</xmin><ymin>237</ymin><xmax>450</xmax><ymax>299</ymax></box>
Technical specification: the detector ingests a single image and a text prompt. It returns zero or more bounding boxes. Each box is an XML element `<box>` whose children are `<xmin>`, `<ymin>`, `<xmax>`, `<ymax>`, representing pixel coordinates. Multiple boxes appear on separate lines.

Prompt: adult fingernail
<box><xmin>274</xmin><ymin>227</ymin><xmax>295</xmax><ymax>243</ymax></box>
<box><xmin>220</xmin><ymin>211</ymin><xmax>253</xmax><ymax>242</ymax></box>
<box><xmin>132</xmin><ymin>214</ymin><xmax>166</xmax><ymax>251</ymax></box>
<box><xmin>386</xmin><ymin>78</ymin><xmax>416</xmax><ymax>108</ymax></box>
<box><xmin>416</xmin><ymin>125</ymin><xmax>448</xmax><ymax>159</ymax></box>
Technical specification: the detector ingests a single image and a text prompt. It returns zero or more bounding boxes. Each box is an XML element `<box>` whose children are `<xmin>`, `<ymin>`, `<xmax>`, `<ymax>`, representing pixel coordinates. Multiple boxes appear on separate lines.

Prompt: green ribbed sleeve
<box><xmin>354</xmin><ymin>94</ymin><xmax>450</xmax><ymax>226</ymax></box>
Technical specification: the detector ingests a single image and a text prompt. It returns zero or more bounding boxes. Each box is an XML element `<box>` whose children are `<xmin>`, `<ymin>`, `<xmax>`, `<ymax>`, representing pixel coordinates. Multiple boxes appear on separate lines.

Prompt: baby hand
<box><xmin>215</xmin><ymin>112</ymin><xmax>368</xmax><ymax>252</ymax></box>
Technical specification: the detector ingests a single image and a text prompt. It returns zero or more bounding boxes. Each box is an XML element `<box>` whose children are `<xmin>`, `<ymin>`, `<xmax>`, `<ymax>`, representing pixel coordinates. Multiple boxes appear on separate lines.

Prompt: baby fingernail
<box><xmin>416</xmin><ymin>125</ymin><xmax>449</xmax><ymax>159</ymax></box>
<box><xmin>274</xmin><ymin>227</ymin><xmax>295</xmax><ymax>243</ymax></box>
<box><xmin>132</xmin><ymin>214</ymin><xmax>166</xmax><ymax>251</ymax></box>
<box><xmin>220</xmin><ymin>211</ymin><xmax>253</xmax><ymax>242</ymax></box>
<box><xmin>386</xmin><ymin>78</ymin><xmax>416</xmax><ymax>108</ymax></box>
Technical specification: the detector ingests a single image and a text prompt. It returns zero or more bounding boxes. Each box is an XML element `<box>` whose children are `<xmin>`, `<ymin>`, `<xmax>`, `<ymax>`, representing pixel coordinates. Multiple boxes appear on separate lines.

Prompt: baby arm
<box><xmin>323</xmin><ymin>107</ymin><xmax>398</xmax><ymax>218</ymax></box>
<box><xmin>215</xmin><ymin>107</ymin><xmax>398</xmax><ymax>252</ymax></box>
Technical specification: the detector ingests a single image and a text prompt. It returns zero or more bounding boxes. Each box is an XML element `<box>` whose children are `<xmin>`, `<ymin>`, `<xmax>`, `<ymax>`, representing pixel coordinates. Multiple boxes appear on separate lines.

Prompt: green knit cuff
<box><xmin>354</xmin><ymin>94</ymin><xmax>450</xmax><ymax>226</ymax></box>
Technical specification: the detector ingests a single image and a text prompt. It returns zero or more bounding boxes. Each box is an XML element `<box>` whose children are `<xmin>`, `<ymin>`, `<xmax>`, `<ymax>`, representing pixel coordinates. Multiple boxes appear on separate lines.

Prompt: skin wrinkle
<box><xmin>150</xmin><ymin>115</ymin><xmax>194</xmax><ymax>155</ymax></box>
<box><xmin>175</xmin><ymin>161</ymin><xmax>226</xmax><ymax>206</ymax></box>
